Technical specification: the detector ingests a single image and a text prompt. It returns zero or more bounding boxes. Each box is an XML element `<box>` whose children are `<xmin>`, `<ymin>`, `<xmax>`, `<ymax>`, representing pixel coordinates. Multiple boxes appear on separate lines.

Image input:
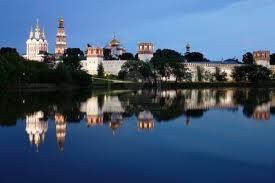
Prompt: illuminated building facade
<box><xmin>25</xmin><ymin>111</ymin><xmax>48</xmax><ymax>149</ymax></box>
<box><xmin>55</xmin><ymin>17</ymin><xmax>67</xmax><ymax>57</ymax></box>
<box><xmin>24</xmin><ymin>20</ymin><xmax>48</xmax><ymax>61</ymax></box>
<box><xmin>138</xmin><ymin>42</ymin><xmax>154</xmax><ymax>62</ymax></box>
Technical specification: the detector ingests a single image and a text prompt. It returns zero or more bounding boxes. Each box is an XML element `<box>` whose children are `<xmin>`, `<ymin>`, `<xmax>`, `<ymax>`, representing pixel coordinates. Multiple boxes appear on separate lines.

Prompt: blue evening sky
<box><xmin>0</xmin><ymin>0</ymin><xmax>274</xmax><ymax>60</ymax></box>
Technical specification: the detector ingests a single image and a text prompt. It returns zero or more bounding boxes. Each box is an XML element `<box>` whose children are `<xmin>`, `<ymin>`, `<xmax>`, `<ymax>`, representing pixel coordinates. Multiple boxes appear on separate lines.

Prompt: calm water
<box><xmin>0</xmin><ymin>88</ymin><xmax>275</xmax><ymax>183</ymax></box>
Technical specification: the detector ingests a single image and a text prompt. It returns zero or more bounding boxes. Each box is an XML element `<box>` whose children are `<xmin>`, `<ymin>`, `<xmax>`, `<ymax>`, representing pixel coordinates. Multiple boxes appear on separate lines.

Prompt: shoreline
<box><xmin>1</xmin><ymin>81</ymin><xmax>275</xmax><ymax>92</ymax></box>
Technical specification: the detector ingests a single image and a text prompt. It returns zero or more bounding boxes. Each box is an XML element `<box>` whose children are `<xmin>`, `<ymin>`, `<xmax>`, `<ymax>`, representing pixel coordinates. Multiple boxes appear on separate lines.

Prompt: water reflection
<box><xmin>138</xmin><ymin>111</ymin><xmax>154</xmax><ymax>131</ymax></box>
<box><xmin>25</xmin><ymin>111</ymin><xmax>48</xmax><ymax>150</ymax></box>
<box><xmin>55</xmin><ymin>113</ymin><xmax>67</xmax><ymax>152</ymax></box>
<box><xmin>1</xmin><ymin>88</ymin><xmax>275</xmax><ymax>152</ymax></box>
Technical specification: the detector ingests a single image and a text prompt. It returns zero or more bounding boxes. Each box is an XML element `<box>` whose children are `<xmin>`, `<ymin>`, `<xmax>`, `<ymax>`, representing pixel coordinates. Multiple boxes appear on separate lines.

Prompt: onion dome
<box><xmin>109</xmin><ymin>38</ymin><xmax>121</xmax><ymax>47</ymax></box>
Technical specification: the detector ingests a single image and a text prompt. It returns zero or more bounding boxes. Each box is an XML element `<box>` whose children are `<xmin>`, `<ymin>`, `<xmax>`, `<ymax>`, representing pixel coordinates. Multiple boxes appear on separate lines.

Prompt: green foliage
<box><xmin>242</xmin><ymin>52</ymin><xmax>254</xmax><ymax>64</ymax></box>
<box><xmin>214</xmin><ymin>67</ymin><xmax>227</xmax><ymax>82</ymax></box>
<box><xmin>118</xmin><ymin>60</ymin><xmax>153</xmax><ymax>82</ymax></box>
<box><xmin>150</xmin><ymin>49</ymin><xmax>185</xmax><ymax>79</ymax></box>
<box><xmin>0</xmin><ymin>49</ymin><xmax>92</xmax><ymax>87</ymax></box>
<box><xmin>185</xmin><ymin>52</ymin><xmax>209</xmax><ymax>62</ymax></box>
<box><xmin>119</xmin><ymin>49</ymin><xmax>192</xmax><ymax>83</ymax></box>
<box><xmin>204</xmin><ymin>70</ymin><xmax>214</xmax><ymax>82</ymax></box>
<box><xmin>232</xmin><ymin>65</ymin><xmax>272</xmax><ymax>82</ymax></box>
<box><xmin>0</xmin><ymin>47</ymin><xmax>19</xmax><ymax>56</ymax></box>
<box><xmin>196</xmin><ymin>66</ymin><xmax>204</xmax><ymax>82</ymax></box>
<box><xmin>170</xmin><ymin>61</ymin><xmax>192</xmax><ymax>82</ymax></box>
<box><xmin>119</xmin><ymin>52</ymin><xmax>135</xmax><ymax>60</ymax></box>
<box><xmin>62</xmin><ymin>48</ymin><xmax>84</xmax><ymax>70</ymax></box>
<box><xmin>97</xmin><ymin>62</ymin><xmax>105</xmax><ymax>78</ymax></box>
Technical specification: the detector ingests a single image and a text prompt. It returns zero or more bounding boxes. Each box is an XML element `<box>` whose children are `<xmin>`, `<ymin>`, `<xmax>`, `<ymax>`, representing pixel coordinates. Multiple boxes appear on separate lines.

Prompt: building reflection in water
<box><xmin>252</xmin><ymin>103</ymin><xmax>271</xmax><ymax>121</ymax></box>
<box><xmin>55</xmin><ymin>113</ymin><xmax>67</xmax><ymax>152</ymax></box>
<box><xmin>81</xmin><ymin>95</ymin><xmax>125</xmax><ymax>134</ymax></box>
<box><xmin>80</xmin><ymin>97</ymin><xmax>103</xmax><ymax>127</ymax></box>
<box><xmin>109</xmin><ymin>113</ymin><xmax>124</xmax><ymax>135</ymax></box>
<box><xmin>138</xmin><ymin>111</ymin><xmax>154</xmax><ymax>131</ymax></box>
<box><xmin>20</xmin><ymin>89</ymin><xmax>275</xmax><ymax>153</ymax></box>
<box><xmin>25</xmin><ymin>111</ymin><xmax>48</xmax><ymax>150</ymax></box>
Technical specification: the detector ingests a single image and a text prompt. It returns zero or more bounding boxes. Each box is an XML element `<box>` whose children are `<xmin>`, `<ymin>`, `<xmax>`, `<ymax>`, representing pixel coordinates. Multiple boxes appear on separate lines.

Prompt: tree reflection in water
<box><xmin>0</xmin><ymin>88</ymin><xmax>274</xmax><ymax>151</ymax></box>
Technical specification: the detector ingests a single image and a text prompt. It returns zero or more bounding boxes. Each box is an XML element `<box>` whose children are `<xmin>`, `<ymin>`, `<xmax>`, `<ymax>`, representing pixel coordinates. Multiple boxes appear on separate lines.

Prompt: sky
<box><xmin>0</xmin><ymin>0</ymin><xmax>274</xmax><ymax>60</ymax></box>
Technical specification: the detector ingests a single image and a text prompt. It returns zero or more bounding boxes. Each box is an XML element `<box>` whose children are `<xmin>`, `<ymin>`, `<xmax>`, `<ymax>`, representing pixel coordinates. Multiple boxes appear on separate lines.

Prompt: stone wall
<box><xmin>183</xmin><ymin>63</ymin><xmax>242</xmax><ymax>82</ymax></box>
<box><xmin>102</xmin><ymin>60</ymin><xmax>128</xmax><ymax>75</ymax></box>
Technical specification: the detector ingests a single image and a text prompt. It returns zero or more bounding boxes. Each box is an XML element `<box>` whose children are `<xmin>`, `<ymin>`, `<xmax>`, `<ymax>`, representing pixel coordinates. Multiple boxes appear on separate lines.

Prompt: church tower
<box><xmin>25</xmin><ymin>19</ymin><xmax>48</xmax><ymax>62</ymax></box>
<box><xmin>55</xmin><ymin>17</ymin><xmax>67</xmax><ymax>57</ymax></box>
<box><xmin>55</xmin><ymin>113</ymin><xmax>67</xmax><ymax>152</ymax></box>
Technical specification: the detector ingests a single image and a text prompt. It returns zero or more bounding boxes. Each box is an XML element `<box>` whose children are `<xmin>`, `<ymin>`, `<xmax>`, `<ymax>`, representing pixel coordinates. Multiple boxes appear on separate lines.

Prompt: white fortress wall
<box><xmin>184</xmin><ymin>63</ymin><xmax>242</xmax><ymax>81</ymax></box>
<box><xmin>102</xmin><ymin>60</ymin><xmax>128</xmax><ymax>75</ymax></box>
<box><xmin>138</xmin><ymin>54</ymin><xmax>153</xmax><ymax>62</ymax></box>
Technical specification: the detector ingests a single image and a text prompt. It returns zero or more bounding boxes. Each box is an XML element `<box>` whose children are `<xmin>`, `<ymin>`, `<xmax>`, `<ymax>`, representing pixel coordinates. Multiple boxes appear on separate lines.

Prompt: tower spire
<box><xmin>36</xmin><ymin>18</ymin><xmax>39</xmax><ymax>27</ymax></box>
<box><xmin>29</xmin><ymin>26</ymin><xmax>34</xmax><ymax>39</ymax></box>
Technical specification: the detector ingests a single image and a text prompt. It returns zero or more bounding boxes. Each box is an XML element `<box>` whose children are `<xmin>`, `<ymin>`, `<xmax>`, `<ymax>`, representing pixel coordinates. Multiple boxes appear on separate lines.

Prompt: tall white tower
<box><xmin>55</xmin><ymin>17</ymin><xmax>67</xmax><ymax>57</ymax></box>
<box><xmin>81</xmin><ymin>46</ymin><xmax>104</xmax><ymax>75</ymax></box>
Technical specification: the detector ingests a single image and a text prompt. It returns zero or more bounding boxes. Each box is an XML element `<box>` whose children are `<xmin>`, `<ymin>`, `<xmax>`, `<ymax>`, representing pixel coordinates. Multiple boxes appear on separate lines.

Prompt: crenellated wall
<box><xmin>81</xmin><ymin>59</ymin><xmax>128</xmax><ymax>76</ymax></box>
<box><xmin>102</xmin><ymin>60</ymin><xmax>128</xmax><ymax>75</ymax></box>
<box><xmin>183</xmin><ymin>63</ymin><xmax>242</xmax><ymax>81</ymax></box>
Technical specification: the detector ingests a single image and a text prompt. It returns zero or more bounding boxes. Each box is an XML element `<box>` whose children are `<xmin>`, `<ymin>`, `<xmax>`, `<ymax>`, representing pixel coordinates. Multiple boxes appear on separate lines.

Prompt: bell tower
<box><xmin>55</xmin><ymin>17</ymin><xmax>67</xmax><ymax>57</ymax></box>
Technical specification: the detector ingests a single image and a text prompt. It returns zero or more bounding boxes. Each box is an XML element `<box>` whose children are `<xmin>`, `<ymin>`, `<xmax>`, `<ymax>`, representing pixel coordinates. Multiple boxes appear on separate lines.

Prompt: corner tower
<box><xmin>55</xmin><ymin>17</ymin><xmax>67</xmax><ymax>57</ymax></box>
<box><xmin>138</xmin><ymin>42</ymin><xmax>154</xmax><ymax>62</ymax></box>
<box><xmin>253</xmin><ymin>50</ymin><xmax>270</xmax><ymax>67</ymax></box>
<box><xmin>81</xmin><ymin>45</ymin><xmax>104</xmax><ymax>75</ymax></box>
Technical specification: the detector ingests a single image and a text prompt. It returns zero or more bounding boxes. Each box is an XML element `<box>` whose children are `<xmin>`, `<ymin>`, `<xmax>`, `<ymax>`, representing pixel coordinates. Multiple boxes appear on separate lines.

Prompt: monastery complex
<box><xmin>23</xmin><ymin>18</ymin><xmax>275</xmax><ymax>81</ymax></box>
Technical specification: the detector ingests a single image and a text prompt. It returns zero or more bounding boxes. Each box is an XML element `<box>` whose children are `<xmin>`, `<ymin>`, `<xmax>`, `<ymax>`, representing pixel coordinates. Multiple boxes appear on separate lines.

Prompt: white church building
<box><xmin>24</xmin><ymin>20</ymin><xmax>48</xmax><ymax>62</ymax></box>
<box><xmin>81</xmin><ymin>42</ymin><xmax>154</xmax><ymax>76</ymax></box>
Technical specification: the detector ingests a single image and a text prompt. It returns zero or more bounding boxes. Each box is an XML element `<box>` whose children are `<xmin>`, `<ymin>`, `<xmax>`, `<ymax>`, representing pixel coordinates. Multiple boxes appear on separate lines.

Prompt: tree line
<box><xmin>116</xmin><ymin>49</ymin><xmax>275</xmax><ymax>83</ymax></box>
<box><xmin>0</xmin><ymin>47</ymin><xmax>92</xmax><ymax>87</ymax></box>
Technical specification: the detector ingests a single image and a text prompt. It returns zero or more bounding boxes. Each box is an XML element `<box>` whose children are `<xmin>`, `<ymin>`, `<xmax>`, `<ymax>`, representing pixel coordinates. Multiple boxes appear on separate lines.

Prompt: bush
<box><xmin>232</xmin><ymin>65</ymin><xmax>272</xmax><ymax>82</ymax></box>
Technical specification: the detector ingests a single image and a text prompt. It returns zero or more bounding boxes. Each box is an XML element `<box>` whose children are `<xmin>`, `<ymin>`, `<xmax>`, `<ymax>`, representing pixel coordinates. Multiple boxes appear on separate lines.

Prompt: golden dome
<box><xmin>109</xmin><ymin>38</ymin><xmax>121</xmax><ymax>46</ymax></box>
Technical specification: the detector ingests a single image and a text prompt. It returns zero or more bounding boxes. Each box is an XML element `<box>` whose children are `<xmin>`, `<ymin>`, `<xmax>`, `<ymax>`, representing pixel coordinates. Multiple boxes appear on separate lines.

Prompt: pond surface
<box><xmin>0</xmin><ymin>88</ymin><xmax>275</xmax><ymax>183</ymax></box>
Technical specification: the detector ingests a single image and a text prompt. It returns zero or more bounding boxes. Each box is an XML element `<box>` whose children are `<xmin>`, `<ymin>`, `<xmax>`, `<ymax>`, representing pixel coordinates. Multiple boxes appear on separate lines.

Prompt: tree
<box><xmin>196</xmin><ymin>66</ymin><xmax>204</xmax><ymax>82</ymax></box>
<box><xmin>62</xmin><ymin>48</ymin><xmax>84</xmax><ymax>70</ymax></box>
<box><xmin>242</xmin><ymin>52</ymin><xmax>254</xmax><ymax>64</ymax></box>
<box><xmin>214</xmin><ymin>67</ymin><xmax>227</xmax><ymax>82</ymax></box>
<box><xmin>119</xmin><ymin>52</ymin><xmax>135</xmax><ymax>60</ymax></box>
<box><xmin>97</xmin><ymin>62</ymin><xmax>104</xmax><ymax>78</ymax></box>
<box><xmin>170</xmin><ymin>61</ymin><xmax>191</xmax><ymax>83</ymax></box>
<box><xmin>0</xmin><ymin>47</ymin><xmax>19</xmax><ymax>56</ymax></box>
<box><xmin>118</xmin><ymin>60</ymin><xmax>153</xmax><ymax>82</ymax></box>
<box><xmin>204</xmin><ymin>70</ymin><xmax>215</xmax><ymax>82</ymax></box>
<box><xmin>270</xmin><ymin>53</ymin><xmax>275</xmax><ymax>65</ymax></box>
<box><xmin>185</xmin><ymin>52</ymin><xmax>208</xmax><ymax>62</ymax></box>
<box><xmin>232</xmin><ymin>65</ymin><xmax>272</xmax><ymax>82</ymax></box>
<box><xmin>150</xmin><ymin>49</ymin><xmax>185</xmax><ymax>80</ymax></box>
<box><xmin>42</xmin><ymin>52</ymin><xmax>55</xmax><ymax>63</ymax></box>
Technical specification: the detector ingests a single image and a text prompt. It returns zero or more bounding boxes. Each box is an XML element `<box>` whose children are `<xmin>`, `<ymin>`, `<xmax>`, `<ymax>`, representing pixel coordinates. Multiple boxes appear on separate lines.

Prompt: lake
<box><xmin>0</xmin><ymin>88</ymin><xmax>274</xmax><ymax>183</ymax></box>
